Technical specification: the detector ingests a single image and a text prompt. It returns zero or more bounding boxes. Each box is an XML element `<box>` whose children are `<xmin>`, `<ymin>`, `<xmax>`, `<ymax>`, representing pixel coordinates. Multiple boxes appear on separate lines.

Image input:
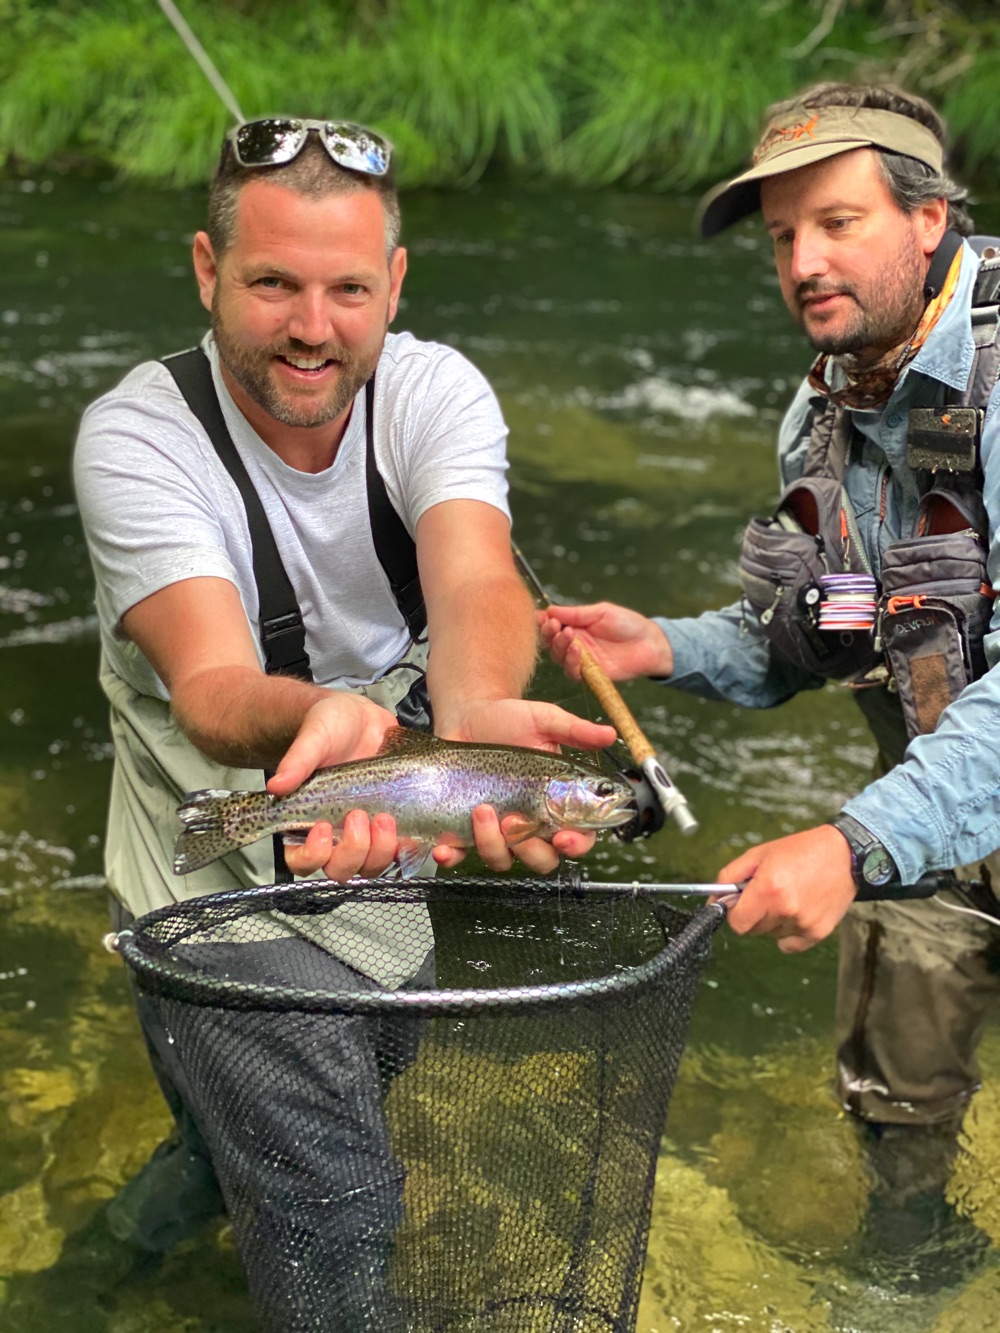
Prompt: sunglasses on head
<box><xmin>226</xmin><ymin>118</ymin><xmax>393</xmax><ymax>177</ymax></box>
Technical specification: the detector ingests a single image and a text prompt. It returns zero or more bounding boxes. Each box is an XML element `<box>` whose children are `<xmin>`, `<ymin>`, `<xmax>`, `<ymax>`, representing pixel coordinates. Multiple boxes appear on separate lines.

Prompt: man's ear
<box><xmin>192</xmin><ymin>231</ymin><xmax>219</xmax><ymax>314</ymax></box>
<box><xmin>387</xmin><ymin>246</ymin><xmax>407</xmax><ymax>324</ymax></box>
<box><xmin>917</xmin><ymin>195</ymin><xmax>950</xmax><ymax>258</ymax></box>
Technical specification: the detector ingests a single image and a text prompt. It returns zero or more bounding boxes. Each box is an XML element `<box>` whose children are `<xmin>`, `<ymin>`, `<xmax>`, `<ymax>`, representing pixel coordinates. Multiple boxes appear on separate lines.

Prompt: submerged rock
<box><xmin>0</xmin><ymin>1181</ymin><xmax>63</xmax><ymax>1275</ymax></box>
<box><xmin>638</xmin><ymin>1154</ymin><xmax>833</xmax><ymax>1332</ymax></box>
<box><xmin>667</xmin><ymin>1040</ymin><xmax>867</xmax><ymax>1261</ymax></box>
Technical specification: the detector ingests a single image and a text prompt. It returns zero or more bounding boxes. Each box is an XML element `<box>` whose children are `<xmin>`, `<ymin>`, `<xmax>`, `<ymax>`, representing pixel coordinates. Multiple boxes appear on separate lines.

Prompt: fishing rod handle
<box><xmin>577</xmin><ymin>647</ymin><xmax>655</xmax><ymax>761</ymax></box>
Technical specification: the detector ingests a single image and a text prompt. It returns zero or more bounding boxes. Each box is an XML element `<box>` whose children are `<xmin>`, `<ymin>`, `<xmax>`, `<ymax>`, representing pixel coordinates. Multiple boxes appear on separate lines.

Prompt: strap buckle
<box><xmin>261</xmin><ymin>610</ymin><xmax>312</xmax><ymax>680</ymax></box>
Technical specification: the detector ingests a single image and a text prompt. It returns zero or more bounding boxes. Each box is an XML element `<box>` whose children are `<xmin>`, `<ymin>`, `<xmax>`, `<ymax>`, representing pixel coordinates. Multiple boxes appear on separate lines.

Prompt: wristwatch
<box><xmin>831</xmin><ymin>813</ymin><xmax>899</xmax><ymax>894</ymax></box>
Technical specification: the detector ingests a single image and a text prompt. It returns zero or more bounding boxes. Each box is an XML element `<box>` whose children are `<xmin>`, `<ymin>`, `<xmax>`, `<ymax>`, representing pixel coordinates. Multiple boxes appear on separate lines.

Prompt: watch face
<box><xmin>862</xmin><ymin>844</ymin><xmax>896</xmax><ymax>887</ymax></box>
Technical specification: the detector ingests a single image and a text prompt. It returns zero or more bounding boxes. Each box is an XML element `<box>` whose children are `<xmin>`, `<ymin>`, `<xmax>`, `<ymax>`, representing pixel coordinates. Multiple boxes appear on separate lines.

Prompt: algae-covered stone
<box><xmin>2</xmin><ymin>1065</ymin><xmax>79</xmax><ymax>1128</ymax></box>
<box><xmin>44</xmin><ymin>1070</ymin><xmax>173</xmax><ymax>1232</ymax></box>
<box><xmin>106</xmin><ymin>1295</ymin><xmax>205</xmax><ymax>1332</ymax></box>
<box><xmin>930</xmin><ymin>1265</ymin><xmax>1000</xmax><ymax>1332</ymax></box>
<box><xmin>637</xmin><ymin>1155</ymin><xmax>834</xmax><ymax>1333</ymax></box>
<box><xmin>706</xmin><ymin>1111</ymin><xmax>865</xmax><ymax>1257</ymax></box>
<box><xmin>666</xmin><ymin>1039</ymin><xmax>867</xmax><ymax>1261</ymax></box>
<box><xmin>0</xmin><ymin>1181</ymin><xmax>63</xmax><ymax>1275</ymax></box>
<box><xmin>946</xmin><ymin>1029</ymin><xmax>1000</xmax><ymax>1246</ymax></box>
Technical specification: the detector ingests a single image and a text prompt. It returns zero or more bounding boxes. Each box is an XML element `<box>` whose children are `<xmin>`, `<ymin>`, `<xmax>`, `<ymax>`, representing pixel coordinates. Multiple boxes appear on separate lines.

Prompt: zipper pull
<box><xmin>760</xmin><ymin>582</ymin><xmax>783</xmax><ymax>626</ymax></box>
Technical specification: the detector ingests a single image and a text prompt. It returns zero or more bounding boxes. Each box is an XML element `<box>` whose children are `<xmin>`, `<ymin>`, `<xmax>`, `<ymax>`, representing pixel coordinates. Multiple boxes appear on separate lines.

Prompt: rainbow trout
<box><xmin>174</xmin><ymin>726</ymin><xmax>634</xmax><ymax>877</ymax></box>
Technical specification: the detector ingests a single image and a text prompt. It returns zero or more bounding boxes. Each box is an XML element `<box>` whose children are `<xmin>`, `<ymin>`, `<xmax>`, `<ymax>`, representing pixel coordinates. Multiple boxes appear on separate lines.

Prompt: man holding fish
<box><xmin>73</xmin><ymin>118</ymin><xmax>618</xmax><ymax>1294</ymax></box>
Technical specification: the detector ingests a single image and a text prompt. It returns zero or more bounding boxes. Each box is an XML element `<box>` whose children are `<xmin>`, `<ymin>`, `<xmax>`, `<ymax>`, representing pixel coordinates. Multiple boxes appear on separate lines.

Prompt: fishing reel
<box><xmin>602</xmin><ymin>747</ymin><xmax>666</xmax><ymax>842</ymax></box>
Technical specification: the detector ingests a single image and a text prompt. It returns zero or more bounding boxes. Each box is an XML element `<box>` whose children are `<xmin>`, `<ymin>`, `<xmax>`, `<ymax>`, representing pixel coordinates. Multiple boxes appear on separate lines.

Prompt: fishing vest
<box><xmin>738</xmin><ymin>235</ymin><xmax>1000</xmax><ymax>756</ymax></box>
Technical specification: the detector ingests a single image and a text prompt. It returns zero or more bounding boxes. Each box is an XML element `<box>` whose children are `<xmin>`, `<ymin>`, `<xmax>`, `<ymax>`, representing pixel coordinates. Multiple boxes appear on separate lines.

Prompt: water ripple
<box><xmin>0</xmin><ymin>614</ymin><xmax>99</xmax><ymax>648</ymax></box>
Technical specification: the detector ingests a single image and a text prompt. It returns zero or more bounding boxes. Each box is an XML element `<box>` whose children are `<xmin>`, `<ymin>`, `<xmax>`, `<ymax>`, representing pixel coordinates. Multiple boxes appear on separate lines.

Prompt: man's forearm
<box><xmin>170</xmin><ymin>664</ymin><xmax>329</xmax><ymax>769</ymax></box>
<box><xmin>426</xmin><ymin>574</ymin><xmax>538</xmax><ymax>736</ymax></box>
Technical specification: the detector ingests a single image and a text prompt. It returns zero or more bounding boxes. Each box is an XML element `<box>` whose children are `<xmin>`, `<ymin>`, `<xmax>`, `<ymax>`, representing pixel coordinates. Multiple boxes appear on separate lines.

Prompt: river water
<box><xmin>1</xmin><ymin>173</ymin><xmax>1000</xmax><ymax>1331</ymax></box>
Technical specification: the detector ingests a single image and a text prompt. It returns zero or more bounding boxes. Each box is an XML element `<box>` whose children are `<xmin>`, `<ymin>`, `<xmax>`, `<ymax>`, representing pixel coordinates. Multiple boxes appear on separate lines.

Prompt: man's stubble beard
<box><xmin>797</xmin><ymin>228</ymin><xmax>927</xmax><ymax>363</ymax></box>
<box><xmin>211</xmin><ymin>295</ymin><xmax>384</xmax><ymax>429</ymax></box>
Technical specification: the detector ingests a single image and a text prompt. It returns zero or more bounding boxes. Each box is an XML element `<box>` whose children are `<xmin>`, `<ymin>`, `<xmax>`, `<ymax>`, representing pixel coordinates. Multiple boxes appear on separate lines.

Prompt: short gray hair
<box><xmin>877</xmin><ymin>150</ymin><xmax>973</xmax><ymax>237</ymax></box>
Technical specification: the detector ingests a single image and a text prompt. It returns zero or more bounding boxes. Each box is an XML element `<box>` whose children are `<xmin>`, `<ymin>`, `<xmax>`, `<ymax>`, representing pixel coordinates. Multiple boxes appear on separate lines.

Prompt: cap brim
<box><xmin>696</xmin><ymin>138</ymin><xmax>885</xmax><ymax>238</ymax></box>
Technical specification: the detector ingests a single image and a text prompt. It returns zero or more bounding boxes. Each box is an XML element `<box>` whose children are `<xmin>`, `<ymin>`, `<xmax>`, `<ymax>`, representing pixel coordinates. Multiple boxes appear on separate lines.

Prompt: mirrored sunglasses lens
<box><xmin>234</xmin><ymin>119</ymin><xmax>305</xmax><ymax>166</ymax></box>
<box><xmin>322</xmin><ymin>124</ymin><xmax>391</xmax><ymax>176</ymax></box>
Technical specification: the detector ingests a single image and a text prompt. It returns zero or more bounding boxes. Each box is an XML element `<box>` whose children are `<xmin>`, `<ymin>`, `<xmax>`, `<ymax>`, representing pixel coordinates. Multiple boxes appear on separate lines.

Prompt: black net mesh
<box><xmin>116</xmin><ymin>877</ymin><xmax>721</xmax><ymax>1333</ymax></box>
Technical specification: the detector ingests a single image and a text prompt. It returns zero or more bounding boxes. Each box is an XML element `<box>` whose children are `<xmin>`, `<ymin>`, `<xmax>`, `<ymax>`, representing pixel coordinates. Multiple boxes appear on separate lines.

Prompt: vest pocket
<box><xmin>881</xmin><ymin>601</ymin><xmax>974</xmax><ymax>736</ymax></box>
<box><xmin>740</xmin><ymin>518</ymin><xmax>867</xmax><ymax>677</ymax></box>
<box><xmin>739</xmin><ymin>473</ymin><xmax>880</xmax><ymax>680</ymax></box>
<box><xmin>879</xmin><ymin>530</ymin><xmax>993</xmax><ymax>737</ymax></box>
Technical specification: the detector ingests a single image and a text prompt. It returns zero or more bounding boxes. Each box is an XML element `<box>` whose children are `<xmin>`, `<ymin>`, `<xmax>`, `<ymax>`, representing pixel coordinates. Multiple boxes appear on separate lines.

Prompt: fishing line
<box><xmin>932</xmin><ymin>894</ymin><xmax>1000</xmax><ymax>928</ymax></box>
<box><xmin>155</xmin><ymin>0</ymin><xmax>245</xmax><ymax>122</ymax></box>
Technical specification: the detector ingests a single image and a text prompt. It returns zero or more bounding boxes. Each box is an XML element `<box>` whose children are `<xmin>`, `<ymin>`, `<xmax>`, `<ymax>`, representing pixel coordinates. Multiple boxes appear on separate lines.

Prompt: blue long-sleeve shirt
<box><xmin>654</xmin><ymin>241</ymin><xmax>1000</xmax><ymax>882</ymax></box>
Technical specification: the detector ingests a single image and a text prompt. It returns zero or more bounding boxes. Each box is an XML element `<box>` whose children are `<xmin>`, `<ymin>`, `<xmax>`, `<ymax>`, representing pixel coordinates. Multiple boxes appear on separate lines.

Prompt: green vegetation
<box><xmin>0</xmin><ymin>0</ymin><xmax>997</xmax><ymax>189</ymax></box>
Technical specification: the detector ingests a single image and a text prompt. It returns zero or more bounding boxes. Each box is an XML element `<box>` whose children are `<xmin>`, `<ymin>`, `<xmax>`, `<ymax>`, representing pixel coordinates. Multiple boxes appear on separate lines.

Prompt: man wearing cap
<box><xmin>543</xmin><ymin>82</ymin><xmax>1000</xmax><ymax>1220</ymax></box>
<box><xmin>72</xmin><ymin>118</ymin><xmax>616</xmax><ymax>1319</ymax></box>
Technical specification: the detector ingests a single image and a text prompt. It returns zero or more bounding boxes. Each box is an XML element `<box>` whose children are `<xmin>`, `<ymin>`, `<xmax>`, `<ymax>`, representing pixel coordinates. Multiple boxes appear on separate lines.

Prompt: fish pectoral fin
<box><xmin>395</xmin><ymin>838</ymin><xmax>436</xmax><ymax>879</ymax></box>
<box><xmin>499</xmin><ymin>814</ymin><xmax>546</xmax><ymax>846</ymax></box>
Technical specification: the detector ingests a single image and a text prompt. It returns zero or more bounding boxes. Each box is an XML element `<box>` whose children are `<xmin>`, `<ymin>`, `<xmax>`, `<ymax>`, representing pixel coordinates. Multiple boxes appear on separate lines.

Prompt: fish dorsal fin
<box><xmin>375</xmin><ymin>726</ymin><xmax>443</xmax><ymax>758</ymax></box>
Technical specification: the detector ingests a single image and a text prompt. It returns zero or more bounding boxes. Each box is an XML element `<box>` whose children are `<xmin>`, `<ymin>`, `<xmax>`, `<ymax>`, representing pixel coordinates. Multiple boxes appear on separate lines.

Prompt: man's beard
<box><xmin>795</xmin><ymin>231</ymin><xmax>926</xmax><ymax>363</ymax></box>
<box><xmin>211</xmin><ymin>301</ymin><xmax>381</xmax><ymax>429</ymax></box>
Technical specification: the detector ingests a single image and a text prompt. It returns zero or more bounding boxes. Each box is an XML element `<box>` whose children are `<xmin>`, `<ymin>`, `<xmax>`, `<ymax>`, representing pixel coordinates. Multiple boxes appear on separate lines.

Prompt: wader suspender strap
<box><xmin>162</xmin><ymin>349</ymin><xmax>312</xmax><ymax>681</ymax></box>
<box><xmin>364</xmin><ymin>375</ymin><xmax>427</xmax><ymax>640</ymax></box>
<box><xmin>162</xmin><ymin>347</ymin><xmax>309</xmax><ymax>881</ymax></box>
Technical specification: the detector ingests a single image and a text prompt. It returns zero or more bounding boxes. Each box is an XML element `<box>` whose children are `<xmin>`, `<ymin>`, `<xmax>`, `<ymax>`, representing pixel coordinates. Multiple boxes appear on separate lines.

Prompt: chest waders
<box><xmin>161</xmin><ymin>347</ymin><xmax>432</xmax><ymax>880</ymax></box>
<box><xmin>738</xmin><ymin>235</ymin><xmax>1000</xmax><ymax>764</ymax></box>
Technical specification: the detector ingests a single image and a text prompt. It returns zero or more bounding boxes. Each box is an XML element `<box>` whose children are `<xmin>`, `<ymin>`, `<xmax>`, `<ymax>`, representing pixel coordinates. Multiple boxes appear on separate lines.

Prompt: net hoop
<box><xmin>115</xmin><ymin>876</ymin><xmax>723</xmax><ymax>1016</ymax></box>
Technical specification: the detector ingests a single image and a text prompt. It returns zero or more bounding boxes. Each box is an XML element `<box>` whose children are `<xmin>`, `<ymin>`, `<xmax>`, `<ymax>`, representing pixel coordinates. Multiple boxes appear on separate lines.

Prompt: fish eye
<box><xmin>594</xmin><ymin>780</ymin><xmax>617</xmax><ymax>797</ymax></box>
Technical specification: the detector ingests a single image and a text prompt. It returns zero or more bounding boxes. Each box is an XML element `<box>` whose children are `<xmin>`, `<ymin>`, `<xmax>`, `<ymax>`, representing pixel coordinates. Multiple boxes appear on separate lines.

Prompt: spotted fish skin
<box><xmin>173</xmin><ymin>726</ymin><xmax>634</xmax><ymax>876</ymax></box>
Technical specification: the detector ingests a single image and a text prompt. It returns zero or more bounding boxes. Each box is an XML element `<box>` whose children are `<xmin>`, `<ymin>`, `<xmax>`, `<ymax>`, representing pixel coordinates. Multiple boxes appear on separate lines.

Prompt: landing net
<box><xmin>115</xmin><ymin>876</ymin><xmax>722</xmax><ymax>1333</ymax></box>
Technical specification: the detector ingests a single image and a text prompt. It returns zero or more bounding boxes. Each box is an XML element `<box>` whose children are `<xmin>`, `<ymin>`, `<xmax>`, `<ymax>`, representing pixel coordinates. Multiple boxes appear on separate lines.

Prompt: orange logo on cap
<box><xmin>753</xmin><ymin>114</ymin><xmax>819</xmax><ymax>163</ymax></box>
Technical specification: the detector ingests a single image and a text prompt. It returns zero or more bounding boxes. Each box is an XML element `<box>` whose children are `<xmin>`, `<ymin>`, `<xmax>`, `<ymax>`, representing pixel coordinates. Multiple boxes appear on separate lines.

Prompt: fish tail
<box><xmin>173</xmin><ymin>788</ymin><xmax>274</xmax><ymax>874</ymax></box>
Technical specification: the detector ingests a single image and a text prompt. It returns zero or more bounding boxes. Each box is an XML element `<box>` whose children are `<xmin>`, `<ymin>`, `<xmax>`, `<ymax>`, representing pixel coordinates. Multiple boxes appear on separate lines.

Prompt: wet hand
<box><xmin>283</xmin><ymin>810</ymin><xmax>400</xmax><ymax>882</ymax></box>
<box><xmin>268</xmin><ymin>694</ymin><xmax>398</xmax><ymax>797</ymax></box>
<box><xmin>718</xmin><ymin>825</ymin><xmax>857</xmax><ymax>954</ymax></box>
<box><xmin>538</xmin><ymin>603</ymin><xmax>673</xmax><ymax>682</ymax></box>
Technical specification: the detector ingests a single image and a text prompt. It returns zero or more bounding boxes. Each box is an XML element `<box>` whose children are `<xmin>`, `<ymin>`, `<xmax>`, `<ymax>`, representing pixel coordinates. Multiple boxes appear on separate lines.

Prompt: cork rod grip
<box><xmin>577</xmin><ymin>646</ymin><xmax>655</xmax><ymax>764</ymax></box>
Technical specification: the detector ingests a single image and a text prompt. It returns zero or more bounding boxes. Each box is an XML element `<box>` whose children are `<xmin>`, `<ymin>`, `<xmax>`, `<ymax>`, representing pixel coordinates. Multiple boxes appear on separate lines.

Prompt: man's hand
<box><xmin>266</xmin><ymin>694</ymin><xmax>401</xmax><ymax>881</ymax></box>
<box><xmin>440</xmin><ymin>697</ymin><xmax>617</xmax><ymax>755</ymax></box>
<box><xmin>435</xmin><ymin>697</ymin><xmax>617</xmax><ymax>872</ymax></box>
<box><xmin>266</xmin><ymin>693</ymin><xmax>399</xmax><ymax>796</ymax></box>
<box><xmin>539</xmin><ymin>603</ymin><xmax>673</xmax><ymax>682</ymax></box>
<box><xmin>718</xmin><ymin>824</ymin><xmax>858</xmax><ymax>954</ymax></box>
<box><xmin>282</xmin><ymin>810</ymin><xmax>402</xmax><ymax>882</ymax></box>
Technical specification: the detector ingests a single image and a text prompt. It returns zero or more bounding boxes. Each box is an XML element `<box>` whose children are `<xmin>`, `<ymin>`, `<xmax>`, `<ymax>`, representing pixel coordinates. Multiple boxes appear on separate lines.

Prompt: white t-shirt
<box><xmin>75</xmin><ymin>330</ymin><xmax>511</xmax><ymax>697</ymax></box>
